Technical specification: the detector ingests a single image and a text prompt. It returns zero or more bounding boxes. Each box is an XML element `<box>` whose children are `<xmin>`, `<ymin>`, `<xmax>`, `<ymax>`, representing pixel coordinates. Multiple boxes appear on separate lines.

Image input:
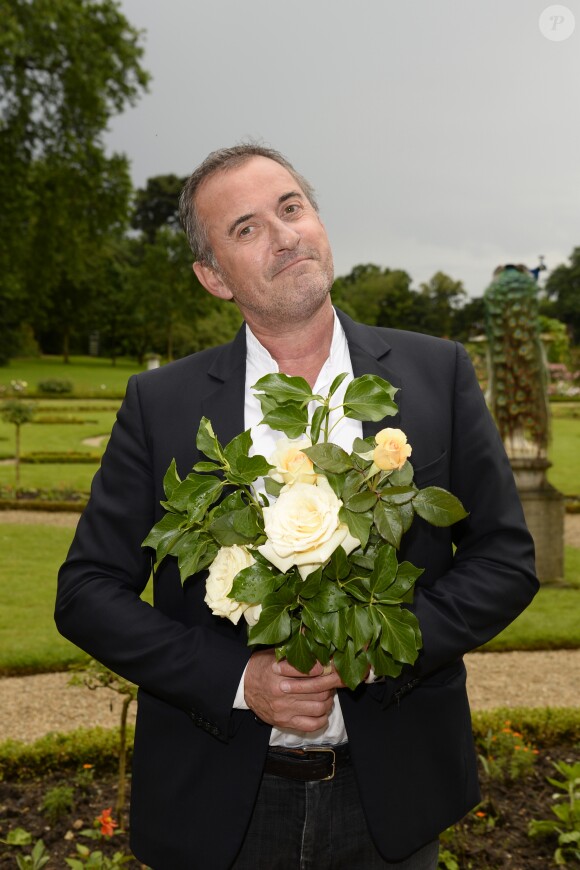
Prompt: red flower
<box><xmin>97</xmin><ymin>807</ymin><xmax>118</xmax><ymax>837</ymax></box>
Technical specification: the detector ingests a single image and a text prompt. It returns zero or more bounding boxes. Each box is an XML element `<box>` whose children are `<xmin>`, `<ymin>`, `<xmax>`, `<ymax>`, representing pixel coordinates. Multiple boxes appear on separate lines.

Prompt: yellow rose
<box><xmin>268</xmin><ymin>437</ymin><xmax>317</xmax><ymax>486</ymax></box>
<box><xmin>204</xmin><ymin>545</ymin><xmax>262</xmax><ymax>626</ymax></box>
<box><xmin>373</xmin><ymin>428</ymin><xmax>412</xmax><ymax>471</ymax></box>
<box><xmin>258</xmin><ymin>476</ymin><xmax>360</xmax><ymax>580</ymax></box>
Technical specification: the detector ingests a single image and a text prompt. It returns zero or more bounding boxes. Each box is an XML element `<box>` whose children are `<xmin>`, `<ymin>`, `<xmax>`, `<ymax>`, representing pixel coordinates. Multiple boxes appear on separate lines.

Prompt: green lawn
<box><xmin>0</xmin><ymin>355</ymin><xmax>143</xmax><ymax>398</ymax></box>
<box><xmin>548</xmin><ymin>416</ymin><xmax>580</xmax><ymax>496</ymax></box>
<box><xmin>0</xmin><ymin>523</ymin><xmax>152</xmax><ymax>674</ymax></box>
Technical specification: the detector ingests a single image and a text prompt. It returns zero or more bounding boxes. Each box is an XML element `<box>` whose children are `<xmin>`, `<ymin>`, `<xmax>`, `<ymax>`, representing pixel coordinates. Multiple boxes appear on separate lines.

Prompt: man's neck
<box><xmin>247</xmin><ymin>300</ymin><xmax>334</xmax><ymax>387</ymax></box>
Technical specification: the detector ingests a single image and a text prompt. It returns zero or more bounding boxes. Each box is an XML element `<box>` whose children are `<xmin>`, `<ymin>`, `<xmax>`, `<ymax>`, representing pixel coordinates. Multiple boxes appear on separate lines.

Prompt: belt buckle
<box><xmin>314</xmin><ymin>747</ymin><xmax>336</xmax><ymax>781</ymax></box>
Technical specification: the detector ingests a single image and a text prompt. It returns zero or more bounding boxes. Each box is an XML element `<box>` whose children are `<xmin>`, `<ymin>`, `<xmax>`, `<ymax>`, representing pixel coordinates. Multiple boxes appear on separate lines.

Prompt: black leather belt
<box><xmin>264</xmin><ymin>744</ymin><xmax>350</xmax><ymax>781</ymax></box>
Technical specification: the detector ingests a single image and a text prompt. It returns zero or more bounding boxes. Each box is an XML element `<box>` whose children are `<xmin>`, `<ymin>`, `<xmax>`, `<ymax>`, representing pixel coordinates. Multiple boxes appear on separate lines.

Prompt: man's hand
<box><xmin>244</xmin><ymin>649</ymin><xmax>345</xmax><ymax>732</ymax></box>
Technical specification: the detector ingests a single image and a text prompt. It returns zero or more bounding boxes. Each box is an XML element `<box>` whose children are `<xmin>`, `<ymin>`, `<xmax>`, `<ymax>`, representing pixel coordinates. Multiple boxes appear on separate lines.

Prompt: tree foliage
<box><xmin>544</xmin><ymin>247</ymin><xmax>580</xmax><ymax>344</ymax></box>
<box><xmin>132</xmin><ymin>174</ymin><xmax>186</xmax><ymax>243</ymax></box>
<box><xmin>0</xmin><ymin>0</ymin><xmax>150</xmax><ymax>361</ymax></box>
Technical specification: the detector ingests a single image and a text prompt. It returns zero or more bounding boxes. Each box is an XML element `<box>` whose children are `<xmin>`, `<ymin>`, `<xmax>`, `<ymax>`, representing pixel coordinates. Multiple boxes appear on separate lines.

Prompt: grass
<box><xmin>0</xmin><ymin>355</ymin><xmax>143</xmax><ymax>398</ymax></box>
<box><xmin>0</xmin><ymin>525</ymin><xmax>87</xmax><ymax>673</ymax></box>
<box><xmin>484</xmin><ymin>546</ymin><xmax>580</xmax><ymax>651</ymax></box>
<box><xmin>548</xmin><ymin>416</ymin><xmax>580</xmax><ymax>496</ymax></box>
<box><xmin>0</xmin><ymin>523</ymin><xmax>152</xmax><ymax>674</ymax></box>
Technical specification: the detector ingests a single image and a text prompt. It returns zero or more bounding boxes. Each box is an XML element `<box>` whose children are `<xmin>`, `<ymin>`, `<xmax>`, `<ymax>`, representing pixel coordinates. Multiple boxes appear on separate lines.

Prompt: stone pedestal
<box><xmin>510</xmin><ymin>457</ymin><xmax>565</xmax><ymax>584</ymax></box>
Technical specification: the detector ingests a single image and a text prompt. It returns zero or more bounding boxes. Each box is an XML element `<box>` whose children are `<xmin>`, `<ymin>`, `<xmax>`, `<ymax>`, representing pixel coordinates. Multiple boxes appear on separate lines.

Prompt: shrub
<box><xmin>40</xmin><ymin>785</ymin><xmax>75</xmax><ymax>824</ymax></box>
<box><xmin>37</xmin><ymin>379</ymin><xmax>73</xmax><ymax>395</ymax></box>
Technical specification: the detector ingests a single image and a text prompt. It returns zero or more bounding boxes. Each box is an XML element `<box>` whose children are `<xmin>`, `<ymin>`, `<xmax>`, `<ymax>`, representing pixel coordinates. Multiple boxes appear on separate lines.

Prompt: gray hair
<box><xmin>178</xmin><ymin>143</ymin><xmax>319</xmax><ymax>267</ymax></box>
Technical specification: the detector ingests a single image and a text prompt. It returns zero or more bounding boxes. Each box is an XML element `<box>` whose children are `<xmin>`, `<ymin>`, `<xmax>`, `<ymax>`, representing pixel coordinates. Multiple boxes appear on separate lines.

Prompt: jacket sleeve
<box><xmin>381</xmin><ymin>342</ymin><xmax>539</xmax><ymax>705</ymax></box>
<box><xmin>55</xmin><ymin>375</ymin><xmax>252</xmax><ymax>741</ymax></box>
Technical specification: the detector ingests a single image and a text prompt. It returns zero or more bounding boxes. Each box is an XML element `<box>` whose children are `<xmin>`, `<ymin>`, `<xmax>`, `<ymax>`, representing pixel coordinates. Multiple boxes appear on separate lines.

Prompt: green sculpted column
<box><xmin>484</xmin><ymin>264</ymin><xmax>564</xmax><ymax>582</ymax></box>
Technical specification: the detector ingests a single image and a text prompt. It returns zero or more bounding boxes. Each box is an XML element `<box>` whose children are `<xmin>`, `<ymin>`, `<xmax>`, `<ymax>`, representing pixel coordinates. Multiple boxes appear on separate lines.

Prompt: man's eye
<box><xmin>239</xmin><ymin>225</ymin><xmax>253</xmax><ymax>237</ymax></box>
<box><xmin>284</xmin><ymin>203</ymin><xmax>300</xmax><ymax>214</ymax></box>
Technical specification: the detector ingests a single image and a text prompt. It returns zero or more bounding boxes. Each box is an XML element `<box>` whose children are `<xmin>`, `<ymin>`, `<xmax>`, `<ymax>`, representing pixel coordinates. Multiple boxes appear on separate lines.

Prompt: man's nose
<box><xmin>270</xmin><ymin>219</ymin><xmax>300</xmax><ymax>252</ymax></box>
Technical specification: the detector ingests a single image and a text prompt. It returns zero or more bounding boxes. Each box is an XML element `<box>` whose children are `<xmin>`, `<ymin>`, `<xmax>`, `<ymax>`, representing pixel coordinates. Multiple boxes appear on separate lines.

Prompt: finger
<box><xmin>280</xmin><ymin>674</ymin><xmax>341</xmax><ymax>694</ymax></box>
<box><xmin>273</xmin><ymin>659</ymin><xmax>325</xmax><ymax>678</ymax></box>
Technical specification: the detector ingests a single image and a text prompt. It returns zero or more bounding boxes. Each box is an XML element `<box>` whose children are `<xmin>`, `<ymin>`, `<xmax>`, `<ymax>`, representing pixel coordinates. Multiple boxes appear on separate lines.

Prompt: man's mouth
<box><xmin>272</xmin><ymin>255</ymin><xmax>312</xmax><ymax>277</ymax></box>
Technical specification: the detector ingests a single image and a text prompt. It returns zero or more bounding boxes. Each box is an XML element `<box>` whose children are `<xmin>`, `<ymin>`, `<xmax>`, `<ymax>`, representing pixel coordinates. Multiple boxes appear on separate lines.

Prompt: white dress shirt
<box><xmin>233</xmin><ymin>310</ymin><xmax>363</xmax><ymax>747</ymax></box>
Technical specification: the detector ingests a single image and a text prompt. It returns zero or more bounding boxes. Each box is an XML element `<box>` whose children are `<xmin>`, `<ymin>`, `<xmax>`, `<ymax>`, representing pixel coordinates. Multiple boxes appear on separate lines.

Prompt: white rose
<box><xmin>258</xmin><ymin>476</ymin><xmax>360</xmax><ymax>580</ymax></box>
<box><xmin>268</xmin><ymin>437</ymin><xmax>317</xmax><ymax>486</ymax></box>
<box><xmin>204</xmin><ymin>545</ymin><xmax>261</xmax><ymax>626</ymax></box>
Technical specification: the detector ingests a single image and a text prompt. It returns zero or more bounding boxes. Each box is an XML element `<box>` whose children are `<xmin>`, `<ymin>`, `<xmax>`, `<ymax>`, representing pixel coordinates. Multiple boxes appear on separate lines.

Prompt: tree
<box><xmin>417</xmin><ymin>271</ymin><xmax>467</xmax><ymax>338</ymax></box>
<box><xmin>0</xmin><ymin>0</ymin><xmax>150</xmax><ymax>361</ymax></box>
<box><xmin>1</xmin><ymin>399</ymin><xmax>35</xmax><ymax>487</ymax></box>
<box><xmin>544</xmin><ymin>247</ymin><xmax>580</xmax><ymax>344</ymax></box>
<box><xmin>132</xmin><ymin>174</ymin><xmax>187</xmax><ymax>243</ymax></box>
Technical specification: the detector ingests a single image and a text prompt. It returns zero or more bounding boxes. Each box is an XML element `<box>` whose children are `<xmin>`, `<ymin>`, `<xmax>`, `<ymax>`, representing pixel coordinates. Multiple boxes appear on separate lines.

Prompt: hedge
<box><xmin>2</xmin><ymin>708</ymin><xmax>579</xmax><ymax>781</ymax></box>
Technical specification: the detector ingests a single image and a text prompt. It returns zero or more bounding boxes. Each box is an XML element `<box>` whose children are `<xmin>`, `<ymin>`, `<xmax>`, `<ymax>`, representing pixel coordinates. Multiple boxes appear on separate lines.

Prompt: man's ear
<box><xmin>192</xmin><ymin>261</ymin><xmax>233</xmax><ymax>301</ymax></box>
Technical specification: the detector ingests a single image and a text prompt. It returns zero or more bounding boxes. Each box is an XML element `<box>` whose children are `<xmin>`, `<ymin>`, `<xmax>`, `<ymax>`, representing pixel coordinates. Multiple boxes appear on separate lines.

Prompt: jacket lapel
<box><xmin>200</xmin><ymin>324</ymin><xmax>247</xmax><ymax>447</ymax></box>
<box><xmin>336</xmin><ymin>310</ymin><xmax>404</xmax><ymax>438</ymax></box>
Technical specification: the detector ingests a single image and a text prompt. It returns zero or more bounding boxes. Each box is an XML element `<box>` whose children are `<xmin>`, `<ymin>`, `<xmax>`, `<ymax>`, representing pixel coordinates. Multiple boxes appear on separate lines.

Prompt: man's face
<box><xmin>192</xmin><ymin>156</ymin><xmax>334</xmax><ymax>329</ymax></box>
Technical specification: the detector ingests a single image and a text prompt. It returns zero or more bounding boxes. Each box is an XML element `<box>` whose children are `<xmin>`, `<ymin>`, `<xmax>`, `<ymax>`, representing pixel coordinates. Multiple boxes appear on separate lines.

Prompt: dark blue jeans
<box><xmin>231</xmin><ymin>764</ymin><xmax>439</xmax><ymax>869</ymax></box>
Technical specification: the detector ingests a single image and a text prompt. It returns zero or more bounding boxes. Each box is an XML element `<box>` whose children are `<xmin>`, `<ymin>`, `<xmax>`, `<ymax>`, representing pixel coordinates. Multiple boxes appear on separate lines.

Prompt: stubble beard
<box><xmin>218</xmin><ymin>247</ymin><xmax>335</xmax><ymax>329</ymax></box>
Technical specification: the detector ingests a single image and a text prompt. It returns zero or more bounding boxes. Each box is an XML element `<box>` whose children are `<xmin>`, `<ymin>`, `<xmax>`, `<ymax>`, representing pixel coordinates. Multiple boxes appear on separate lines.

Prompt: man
<box><xmin>56</xmin><ymin>144</ymin><xmax>538</xmax><ymax>869</ymax></box>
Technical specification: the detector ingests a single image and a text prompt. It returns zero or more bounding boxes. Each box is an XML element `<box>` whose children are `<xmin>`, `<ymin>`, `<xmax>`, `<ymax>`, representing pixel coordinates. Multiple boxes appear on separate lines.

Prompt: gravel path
<box><xmin>1</xmin><ymin>512</ymin><xmax>579</xmax><ymax>744</ymax></box>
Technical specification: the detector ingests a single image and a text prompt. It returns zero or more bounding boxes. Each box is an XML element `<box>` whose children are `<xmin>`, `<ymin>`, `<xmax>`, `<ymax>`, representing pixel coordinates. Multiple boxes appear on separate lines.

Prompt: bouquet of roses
<box><xmin>143</xmin><ymin>373</ymin><xmax>467</xmax><ymax>690</ymax></box>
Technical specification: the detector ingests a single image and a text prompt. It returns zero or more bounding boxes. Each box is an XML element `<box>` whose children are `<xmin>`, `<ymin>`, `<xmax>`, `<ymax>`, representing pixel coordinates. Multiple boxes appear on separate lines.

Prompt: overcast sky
<box><xmin>105</xmin><ymin>0</ymin><xmax>580</xmax><ymax>298</ymax></box>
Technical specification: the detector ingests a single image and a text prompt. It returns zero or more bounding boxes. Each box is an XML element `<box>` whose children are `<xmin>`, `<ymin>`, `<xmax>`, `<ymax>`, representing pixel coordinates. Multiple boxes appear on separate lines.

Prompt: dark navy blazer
<box><xmin>56</xmin><ymin>310</ymin><xmax>538</xmax><ymax>869</ymax></box>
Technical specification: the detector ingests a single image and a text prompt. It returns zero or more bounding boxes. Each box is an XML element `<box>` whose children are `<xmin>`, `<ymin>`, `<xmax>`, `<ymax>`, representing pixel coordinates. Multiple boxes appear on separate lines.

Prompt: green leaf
<box><xmin>379</xmin><ymin>485</ymin><xmax>417</xmax><ymax>505</ymax></box>
<box><xmin>262</xmin><ymin>404</ymin><xmax>309</xmax><ymax>438</ymax></box>
<box><xmin>142</xmin><ymin>510</ymin><xmax>184</xmax><ymax>551</ymax></box>
<box><xmin>345</xmin><ymin>491</ymin><xmax>378</xmax><ymax>512</ymax></box>
<box><xmin>2</xmin><ymin>827</ymin><xmax>32</xmax><ymax>846</ymax></box>
<box><xmin>342</xmin><ymin>575</ymin><xmax>372</xmax><ymax>603</ymax></box>
<box><xmin>317</xmin><ymin>608</ymin><xmax>348</xmax><ymax>649</ymax></box>
<box><xmin>229</xmin><ymin>454</ymin><xmax>273</xmax><ymax>484</ymax></box>
<box><xmin>192</xmin><ymin>461</ymin><xmax>222</xmax><ymax>473</ymax></box>
<box><xmin>167</xmin><ymin>474</ymin><xmax>222</xmax><ymax>515</ymax></box>
<box><xmin>367</xmin><ymin>641</ymin><xmax>404</xmax><ymax>678</ymax></box>
<box><xmin>209</xmin><ymin>508</ymin><xmax>258</xmax><ymax>546</ymax></box>
<box><xmin>162</xmin><ymin>458</ymin><xmax>181</xmax><ymax>500</ymax></box>
<box><xmin>223</xmin><ymin>429</ymin><xmax>253</xmax><ymax>465</ymax></box>
<box><xmin>333</xmin><ymin>641</ymin><xmax>370</xmax><ymax>690</ymax></box>
<box><xmin>343</xmin><ymin>374</ymin><xmax>399</xmax><ymax>422</ymax></box>
<box><xmin>230</xmin><ymin>562</ymin><xmax>279</xmax><ymax>603</ymax></box>
<box><xmin>308</xmin><ymin>579</ymin><xmax>351</xmax><ymax>612</ymax></box>
<box><xmin>323</xmin><ymin>545</ymin><xmax>351</xmax><ymax>581</ymax></box>
<box><xmin>310</xmin><ymin>404</ymin><xmax>326</xmax><ymax>444</ymax></box>
<box><xmin>284</xmin><ymin>630</ymin><xmax>317</xmax><ymax>674</ymax></box>
<box><xmin>177</xmin><ymin>537</ymin><xmax>217</xmax><ymax>583</ymax></box>
<box><xmin>369</xmin><ymin>543</ymin><xmax>398</xmax><ymax>595</ymax></box>
<box><xmin>388</xmin><ymin>462</ymin><xmax>415</xmax><ymax>487</ymax></box>
<box><xmin>341</xmin><ymin>469</ymin><xmax>365</xmax><ymax>501</ymax></box>
<box><xmin>328</xmin><ymin>371</ymin><xmax>349</xmax><ymax>397</ymax></box>
<box><xmin>346</xmin><ymin>604</ymin><xmax>374</xmax><ymax>649</ymax></box>
<box><xmin>304</xmin><ymin>443</ymin><xmax>353</xmax><ymax>474</ymax></box>
<box><xmin>196</xmin><ymin>416</ymin><xmax>223</xmax><ymax>462</ymax></box>
<box><xmin>321</xmin><ymin>470</ymin><xmax>345</xmax><ymax>498</ymax></box>
<box><xmin>264</xmin><ymin>476</ymin><xmax>283</xmax><ymax>498</ymax></box>
<box><xmin>341</xmin><ymin>507</ymin><xmax>373</xmax><ymax>550</ymax></box>
<box><xmin>376</xmin><ymin>606</ymin><xmax>421</xmax><ymax>664</ymax></box>
<box><xmin>253</xmin><ymin>372</ymin><xmax>314</xmax><ymax>403</ymax></box>
<box><xmin>298</xmin><ymin>566</ymin><xmax>324</xmax><ymax>599</ymax></box>
<box><xmin>383</xmin><ymin>561</ymin><xmax>424</xmax><ymax>602</ymax></box>
<box><xmin>301</xmin><ymin>604</ymin><xmax>334</xmax><ymax>646</ymax></box>
<box><xmin>398</xmin><ymin>500</ymin><xmax>415</xmax><ymax>534</ymax></box>
<box><xmin>412</xmin><ymin>487</ymin><xmax>468</xmax><ymax>527</ymax></box>
<box><xmin>247</xmin><ymin>604</ymin><xmax>292</xmax><ymax>645</ymax></box>
<box><xmin>373</xmin><ymin>501</ymin><xmax>404</xmax><ymax>548</ymax></box>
